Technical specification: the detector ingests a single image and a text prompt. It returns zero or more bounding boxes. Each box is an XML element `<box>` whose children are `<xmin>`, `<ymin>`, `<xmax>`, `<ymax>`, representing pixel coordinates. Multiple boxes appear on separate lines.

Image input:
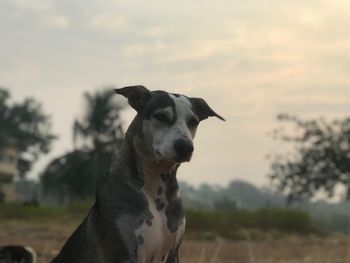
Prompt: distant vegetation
<box><xmin>179</xmin><ymin>180</ymin><xmax>285</xmax><ymax>210</ymax></box>
<box><xmin>0</xmin><ymin>202</ymin><xmax>319</xmax><ymax>240</ymax></box>
<box><xmin>0</xmin><ymin>87</ymin><xmax>56</xmax><ymax>178</ymax></box>
<box><xmin>14</xmin><ymin>178</ymin><xmax>350</xmax><ymax>234</ymax></box>
<box><xmin>180</xmin><ymin>180</ymin><xmax>350</xmax><ymax>234</ymax></box>
<box><xmin>270</xmin><ymin>113</ymin><xmax>350</xmax><ymax>202</ymax></box>
<box><xmin>40</xmin><ymin>89</ymin><xmax>125</xmax><ymax>202</ymax></box>
<box><xmin>186</xmin><ymin>208</ymin><xmax>318</xmax><ymax>240</ymax></box>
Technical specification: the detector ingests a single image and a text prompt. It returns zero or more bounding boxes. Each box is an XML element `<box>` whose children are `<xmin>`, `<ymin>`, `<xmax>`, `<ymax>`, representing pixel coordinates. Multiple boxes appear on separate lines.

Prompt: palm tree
<box><xmin>41</xmin><ymin>88</ymin><xmax>125</xmax><ymax>202</ymax></box>
<box><xmin>73</xmin><ymin>88</ymin><xmax>124</xmax><ymax>151</ymax></box>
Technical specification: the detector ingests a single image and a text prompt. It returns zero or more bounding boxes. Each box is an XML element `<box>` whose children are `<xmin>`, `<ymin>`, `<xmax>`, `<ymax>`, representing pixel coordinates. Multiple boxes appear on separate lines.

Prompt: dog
<box><xmin>0</xmin><ymin>245</ymin><xmax>36</xmax><ymax>263</ymax></box>
<box><xmin>52</xmin><ymin>86</ymin><xmax>224</xmax><ymax>263</ymax></box>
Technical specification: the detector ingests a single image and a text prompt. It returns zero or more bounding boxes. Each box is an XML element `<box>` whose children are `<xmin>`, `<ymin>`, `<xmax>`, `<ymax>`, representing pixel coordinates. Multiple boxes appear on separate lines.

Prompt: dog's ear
<box><xmin>115</xmin><ymin>85</ymin><xmax>151</xmax><ymax>112</ymax></box>
<box><xmin>190</xmin><ymin>97</ymin><xmax>225</xmax><ymax>121</ymax></box>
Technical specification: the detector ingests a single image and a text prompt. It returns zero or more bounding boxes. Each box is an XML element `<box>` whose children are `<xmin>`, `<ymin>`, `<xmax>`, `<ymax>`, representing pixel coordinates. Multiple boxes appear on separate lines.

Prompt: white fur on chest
<box><xmin>135</xmin><ymin>185</ymin><xmax>185</xmax><ymax>263</ymax></box>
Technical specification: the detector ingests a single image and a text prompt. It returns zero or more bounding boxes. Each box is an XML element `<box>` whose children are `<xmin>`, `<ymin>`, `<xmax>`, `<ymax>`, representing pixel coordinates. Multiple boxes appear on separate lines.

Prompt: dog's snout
<box><xmin>174</xmin><ymin>139</ymin><xmax>194</xmax><ymax>162</ymax></box>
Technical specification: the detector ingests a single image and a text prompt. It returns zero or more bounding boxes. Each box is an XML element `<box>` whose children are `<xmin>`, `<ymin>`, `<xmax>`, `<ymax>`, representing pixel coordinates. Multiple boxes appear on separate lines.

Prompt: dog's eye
<box><xmin>153</xmin><ymin>113</ymin><xmax>170</xmax><ymax>123</ymax></box>
<box><xmin>187</xmin><ymin>118</ymin><xmax>199</xmax><ymax>128</ymax></box>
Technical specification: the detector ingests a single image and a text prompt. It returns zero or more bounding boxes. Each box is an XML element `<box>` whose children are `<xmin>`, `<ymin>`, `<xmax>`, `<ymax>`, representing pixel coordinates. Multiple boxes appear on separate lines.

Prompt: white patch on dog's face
<box><xmin>142</xmin><ymin>94</ymin><xmax>199</xmax><ymax>163</ymax></box>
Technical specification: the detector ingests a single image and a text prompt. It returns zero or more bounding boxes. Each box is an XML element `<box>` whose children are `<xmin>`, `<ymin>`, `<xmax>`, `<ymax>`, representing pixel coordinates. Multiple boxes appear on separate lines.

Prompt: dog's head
<box><xmin>115</xmin><ymin>86</ymin><xmax>225</xmax><ymax>164</ymax></box>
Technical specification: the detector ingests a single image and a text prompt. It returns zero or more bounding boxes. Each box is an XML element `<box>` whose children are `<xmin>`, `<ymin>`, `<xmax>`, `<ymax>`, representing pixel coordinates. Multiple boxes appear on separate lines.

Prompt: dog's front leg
<box><xmin>166</xmin><ymin>245</ymin><xmax>181</xmax><ymax>263</ymax></box>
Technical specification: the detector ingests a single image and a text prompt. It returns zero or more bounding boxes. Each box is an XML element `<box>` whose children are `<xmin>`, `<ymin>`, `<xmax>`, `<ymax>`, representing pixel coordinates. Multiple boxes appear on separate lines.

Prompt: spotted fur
<box><xmin>52</xmin><ymin>86</ymin><xmax>224</xmax><ymax>263</ymax></box>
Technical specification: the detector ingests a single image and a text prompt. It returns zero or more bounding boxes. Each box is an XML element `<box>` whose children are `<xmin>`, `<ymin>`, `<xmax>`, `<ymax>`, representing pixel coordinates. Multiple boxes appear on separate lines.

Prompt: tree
<box><xmin>0</xmin><ymin>88</ymin><xmax>56</xmax><ymax>178</ymax></box>
<box><xmin>41</xmin><ymin>89</ymin><xmax>124</xmax><ymax>202</ymax></box>
<box><xmin>269</xmin><ymin>113</ymin><xmax>350</xmax><ymax>202</ymax></box>
<box><xmin>214</xmin><ymin>197</ymin><xmax>237</xmax><ymax>212</ymax></box>
<box><xmin>41</xmin><ymin>150</ymin><xmax>91</xmax><ymax>202</ymax></box>
<box><xmin>73</xmin><ymin>89</ymin><xmax>124</xmax><ymax>151</ymax></box>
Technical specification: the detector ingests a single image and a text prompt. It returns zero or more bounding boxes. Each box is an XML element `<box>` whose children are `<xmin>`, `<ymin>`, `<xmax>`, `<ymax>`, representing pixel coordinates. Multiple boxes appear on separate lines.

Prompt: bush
<box><xmin>0</xmin><ymin>203</ymin><xmax>320</xmax><ymax>240</ymax></box>
<box><xmin>0</xmin><ymin>203</ymin><xmax>66</xmax><ymax>220</ymax></box>
<box><xmin>0</xmin><ymin>202</ymin><xmax>91</xmax><ymax>221</ymax></box>
<box><xmin>185</xmin><ymin>208</ymin><xmax>319</xmax><ymax>239</ymax></box>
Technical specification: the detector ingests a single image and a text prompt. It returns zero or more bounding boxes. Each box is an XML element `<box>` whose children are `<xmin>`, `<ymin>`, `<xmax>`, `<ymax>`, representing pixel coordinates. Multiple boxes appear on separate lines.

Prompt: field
<box><xmin>1</xmin><ymin>220</ymin><xmax>350</xmax><ymax>263</ymax></box>
<box><xmin>0</xmin><ymin>204</ymin><xmax>350</xmax><ymax>262</ymax></box>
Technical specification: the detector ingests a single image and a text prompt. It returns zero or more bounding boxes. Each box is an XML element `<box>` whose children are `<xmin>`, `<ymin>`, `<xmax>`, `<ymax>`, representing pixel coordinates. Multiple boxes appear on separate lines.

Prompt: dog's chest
<box><xmin>135</xmin><ymin>183</ymin><xmax>184</xmax><ymax>263</ymax></box>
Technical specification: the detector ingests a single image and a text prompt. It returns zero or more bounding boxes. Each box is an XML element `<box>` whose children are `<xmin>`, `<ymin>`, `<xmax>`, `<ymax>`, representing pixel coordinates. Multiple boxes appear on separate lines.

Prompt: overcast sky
<box><xmin>1</xmin><ymin>0</ymin><xmax>350</xmax><ymax>187</ymax></box>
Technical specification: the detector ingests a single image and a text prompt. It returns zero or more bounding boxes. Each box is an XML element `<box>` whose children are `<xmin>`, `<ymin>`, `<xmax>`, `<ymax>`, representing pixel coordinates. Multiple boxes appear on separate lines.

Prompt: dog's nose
<box><xmin>174</xmin><ymin>139</ymin><xmax>194</xmax><ymax>162</ymax></box>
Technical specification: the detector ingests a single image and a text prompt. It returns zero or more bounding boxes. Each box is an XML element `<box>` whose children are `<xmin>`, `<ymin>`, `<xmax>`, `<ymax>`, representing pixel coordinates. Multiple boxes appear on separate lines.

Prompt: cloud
<box><xmin>6</xmin><ymin>0</ymin><xmax>69</xmax><ymax>30</ymax></box>
<box><xmin>11</xmin><ymin>0</ymin><xmax>53</xmax><ymax>11</ymax></box>
<box><xmin>42</xmin><ymin>14</ymin><xmax>69</xmax><ymax>29</ymax></box>
<box><xmin>91</xmin><ymin>14</ymin><xmax>129</xmax><ymax>30</ymax></box>
<box><xmin>143</xmin><ymin>26</ymin><xmax>168</xmax><ymax>38</ymax></box>
<box><xmin>2</xmin><ymin>0</ymin><xmax>350</xmax><ymax>187</ymax></box>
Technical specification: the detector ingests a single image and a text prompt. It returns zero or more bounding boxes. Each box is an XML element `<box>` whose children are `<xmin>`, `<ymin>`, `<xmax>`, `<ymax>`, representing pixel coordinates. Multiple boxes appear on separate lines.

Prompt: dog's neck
<box><xmin>139</xmin><ymin>155</ymin><xmax>179</xmax><ymax>199</ymax></box>
<box><xmin>116</xmin><ymin>115</ymin><xmax>180</xmax><ymax>198</ymax></box>
<box><xmin>134</xmin><ymin>139</ymin><xmax>179</xmax><ymax>199</ymax></box>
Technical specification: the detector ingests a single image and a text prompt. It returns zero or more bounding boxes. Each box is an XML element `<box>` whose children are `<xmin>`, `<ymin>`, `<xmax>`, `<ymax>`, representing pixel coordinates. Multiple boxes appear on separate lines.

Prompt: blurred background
<box><xmin>1</xmin><ymin>0</ymin><xmax>350</xmax><ymax>262</ymax></box>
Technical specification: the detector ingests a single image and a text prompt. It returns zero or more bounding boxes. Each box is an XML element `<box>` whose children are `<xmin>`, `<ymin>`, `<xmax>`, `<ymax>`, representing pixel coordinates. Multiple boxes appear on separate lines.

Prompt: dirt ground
<box><xmin>1</xmin><ymin>220</ymin><xmax>350</xmax><ymax>263</ymax></box>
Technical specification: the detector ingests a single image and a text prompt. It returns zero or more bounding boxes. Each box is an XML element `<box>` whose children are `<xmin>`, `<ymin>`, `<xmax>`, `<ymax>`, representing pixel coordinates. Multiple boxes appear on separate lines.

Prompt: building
<box><xmin>0</xmin><ymin>141</ymin><xmax>18</xmax><ymax>202</ymax></box>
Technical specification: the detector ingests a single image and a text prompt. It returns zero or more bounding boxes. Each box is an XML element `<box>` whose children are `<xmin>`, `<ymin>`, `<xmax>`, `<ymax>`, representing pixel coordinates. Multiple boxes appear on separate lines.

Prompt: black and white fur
<box><xmin>52</xmin><ymin>86</ymin><xmax>224</xmax><ymax>263</ymax></box>
<box><xmin>0</xmin><ymin>246</ymin><xmax>36</xmax><ymax>263</ymax></box>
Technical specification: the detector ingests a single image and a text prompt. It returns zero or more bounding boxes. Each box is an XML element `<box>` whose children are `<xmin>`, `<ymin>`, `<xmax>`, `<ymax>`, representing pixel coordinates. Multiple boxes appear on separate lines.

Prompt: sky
<box><xmin>1</xmin><ymin>0</ymin><xmax>350</xmax><ymax>187</ymax></box>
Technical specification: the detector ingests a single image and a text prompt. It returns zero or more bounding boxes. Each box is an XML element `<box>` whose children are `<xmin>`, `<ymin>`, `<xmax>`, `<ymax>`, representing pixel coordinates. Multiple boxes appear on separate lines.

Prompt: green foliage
<box><xmin>0</xmin><ymin>201</ymin><xmax>94</xmax><ymax>222</ymax></box>
<box><xmin>41</xmin><ymin>150</ymin><xmax>93</xmax><ymax>201</ymax></box>
<box><xmin>73</xmin><ymin>89</ymin><xmax>124</xmax><ymax>151</ymax></box>
<box><xmin>0</xmin><ymin>87</ymin><xmax>56</xmax><ymax>177</ymax></box>
<box><xmin>270</xmin><ymin>113</ymin><xmax>350</xmax><ymax>202</ymax></box>
<box><xmin>41</xmin><ymin>89</ymin><xmax>124</xmax><ymax>202</ymax></box>
<box><xmin>186</xmin><ymin>208</ymin><xmax>319</xmax><ymax>239</ymax></box>
<box><xmin>180</xmin><ymin>180</ymin><xmax>286</xmax><ymax>211</ymax></box>
<box><xmin>0</xmin><ymin>203</ymin><xmax>67</xmax><ymax>220</ymax></box>
<box><xmin>327</xmin><ymin>214</ymin><xmax>350</xmax><ymax>233</ymax></box>
<box><xmin>0</xmin><ymin>203</ymin><xmax>320</xmax><ymax>239</ymax></box>
<box><xmin>213</xmin><ymin>197</ymin><xmax>238</xmax><ymax>212</ymax></box>
<box><xmin>315</xmin><ymin>212</ymin><xmax>350</xmax><ymax>234</ymax></box>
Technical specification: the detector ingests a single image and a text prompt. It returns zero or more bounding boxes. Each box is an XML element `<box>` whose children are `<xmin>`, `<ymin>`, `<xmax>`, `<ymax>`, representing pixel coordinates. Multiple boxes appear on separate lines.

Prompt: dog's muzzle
<box><xmin>174</xmin><ymin>138</ymin><xmax>194</xmax><ymax>162</ymax></box>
